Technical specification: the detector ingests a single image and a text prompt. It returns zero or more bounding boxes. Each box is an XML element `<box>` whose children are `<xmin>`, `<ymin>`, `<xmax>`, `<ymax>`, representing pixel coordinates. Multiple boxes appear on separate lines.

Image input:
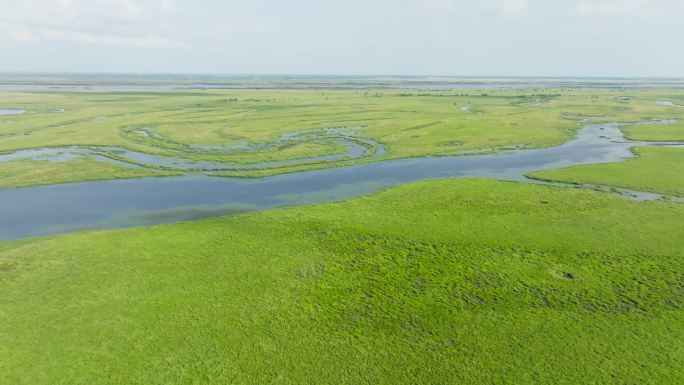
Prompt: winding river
<box><xmin>0</xmin><ymin>127</ymin><xmax>384</xmax><ymax>171</ymax></box>
<box><xmin>0</xmin><ymin>120</ymin><xmax>682</xmax><ymax>240</ymax></box>
<box><xmin>0</xmin><ymin>108</ymin><xmax>25</xmax><ymax>116</ymax></box>
<box><xmin>656</xmin><ymin>100</ymin><xmax>683</xmax><ymax>108</ymax></box>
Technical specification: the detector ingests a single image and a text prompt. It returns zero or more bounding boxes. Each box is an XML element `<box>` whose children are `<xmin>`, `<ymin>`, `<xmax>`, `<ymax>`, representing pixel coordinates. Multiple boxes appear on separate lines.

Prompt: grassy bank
<box><xmin>529</xmin><ymin>147</ymin><xmax>684</xmax><ymax>196</ymax></box>
<box><xmin>1</xmin><ymin>179</ymin><xmax>683</xmax><ymax>384</ymax></box>
<box><xmin>0</xmin><ymin>159</ymin><xmax>174</xmax><ymax>189</ymax></box>
<box><xmin>623</xmin><ymin>120</ymin><xmax>684</xmax><ymax>141</ymax></box>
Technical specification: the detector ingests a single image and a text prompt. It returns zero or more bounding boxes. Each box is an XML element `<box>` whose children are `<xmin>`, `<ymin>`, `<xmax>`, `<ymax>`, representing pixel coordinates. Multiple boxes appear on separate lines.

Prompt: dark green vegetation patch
<box><xmin>1</xmin><ymin>179</ymin><xmax>683</xmax><ymax>384</ymax></box>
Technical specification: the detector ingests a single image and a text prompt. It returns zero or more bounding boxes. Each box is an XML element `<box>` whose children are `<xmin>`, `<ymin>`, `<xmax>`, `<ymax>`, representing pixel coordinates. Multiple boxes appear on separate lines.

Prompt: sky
<box><xmin>0</xmin><ymin>0</ymin><xmax>682</xmax><ymax>77</ymax></box>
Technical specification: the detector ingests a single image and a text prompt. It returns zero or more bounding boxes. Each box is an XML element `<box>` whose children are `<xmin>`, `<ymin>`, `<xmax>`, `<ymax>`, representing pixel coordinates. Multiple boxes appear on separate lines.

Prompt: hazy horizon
<box><xmin>1</xmin><ymin>0</ymin><xmax>683</xmax><ymax>77</ymax></box>
<box><xmin>2</xmin><ymin>72</ymin><xmax>684</xmax><ymax>79</ymax></box>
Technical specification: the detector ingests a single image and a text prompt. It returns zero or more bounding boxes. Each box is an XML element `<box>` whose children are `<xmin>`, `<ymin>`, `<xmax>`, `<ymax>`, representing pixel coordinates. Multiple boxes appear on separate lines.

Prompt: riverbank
<box><xmin>1</xmin><ymin>178</ymin><xmax>682</xmax><ymax>384</ymax></box>
<box><xmin>1</xmin><ymin>118</ymin><xmax>682</xmax><ymax>240</ymax></box>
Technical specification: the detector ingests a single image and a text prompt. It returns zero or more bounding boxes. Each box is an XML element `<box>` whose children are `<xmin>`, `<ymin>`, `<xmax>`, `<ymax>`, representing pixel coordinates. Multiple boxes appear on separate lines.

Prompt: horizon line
<box><xmin>1</xmin><ymin>72</ymin><xmax>684</xmax><ymax>82</ymax></box>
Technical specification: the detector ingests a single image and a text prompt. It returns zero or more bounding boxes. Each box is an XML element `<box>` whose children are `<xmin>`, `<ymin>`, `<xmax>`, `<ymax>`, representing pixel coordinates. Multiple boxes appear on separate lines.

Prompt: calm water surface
<box><xmin>0</xmin><ymin>108</ymin><xmax>25</xmax><ymax>116</ymax></box>
<box><xmin>0</xmin><ymin>121</ymin><xmax>681</xmax><ymax>240</ymax></box>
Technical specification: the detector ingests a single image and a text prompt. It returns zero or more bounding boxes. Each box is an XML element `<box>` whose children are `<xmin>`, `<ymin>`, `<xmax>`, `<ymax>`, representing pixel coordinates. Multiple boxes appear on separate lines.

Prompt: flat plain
<box><xmin>1</xmin><ymin>86</ymin><xmax>683</xmax><ymax>384</ymax></box>
<box><xmin>1</xmin><ymin>88</ymin><xmax>683</xmax><ymax>186</ymax></box>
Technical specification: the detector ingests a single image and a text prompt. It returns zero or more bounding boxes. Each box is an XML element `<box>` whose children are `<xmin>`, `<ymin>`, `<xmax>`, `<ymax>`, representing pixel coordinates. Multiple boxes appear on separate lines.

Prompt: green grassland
<box><xmin>2</xmin><ymin>86</ymin><xmax>683</xmax><ymax>384</ymax></box>
<box><xmin>528</xmin><ymin>102</ymin><xmax>684</xmax><ymax>197</ymax></box>
<box><xmin>0</xmin><ymin>159</ymin><xmax>173</xmax><ymax>189</ymax></box>
<box><xmin>623</xmin><ymin>120</ymin><xmax>684</xmax><ymax>141</ymax></box>
<box><xmin>1</xmin><ymin>179</ymin><xmax>683</xmax><ymax>385</ymax></box>
<box><xmin>2</xmin><ymin>88</ymin><xmax>684</xmax><ymax>187</ymax></box>
<box><xmin>529</xmin><ymin>147</ymin><xmax>684</xmax><ymax>196</ymax></box>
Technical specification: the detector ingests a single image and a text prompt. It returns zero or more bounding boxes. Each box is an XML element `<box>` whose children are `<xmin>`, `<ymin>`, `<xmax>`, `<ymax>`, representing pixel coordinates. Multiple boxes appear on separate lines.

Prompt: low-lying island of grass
<box><xmin>0</xmin><ymin>159</ymin><xmax>175</xmax><ymax>189</ymax></box>
<box><xmin>529</xmin><ymin>147</ymin><xmax>684</xmax><ymax>197</ymax></box>
<box><xmin>1</xmin><ymin>178</ymin><xmax>682</xmax><ymax>384</ymax></box>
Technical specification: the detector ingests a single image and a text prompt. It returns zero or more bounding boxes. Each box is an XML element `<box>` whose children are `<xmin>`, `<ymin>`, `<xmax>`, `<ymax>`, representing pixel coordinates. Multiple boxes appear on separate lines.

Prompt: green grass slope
<box><xmin>529</xmin><ymin>147</ymin><xmax>684</xmax><ymax>196</ymax></box>
<box><xmin>1</xmin><ymin>179</ymin><xmax>683</xmax><ymax>384</ymax></box>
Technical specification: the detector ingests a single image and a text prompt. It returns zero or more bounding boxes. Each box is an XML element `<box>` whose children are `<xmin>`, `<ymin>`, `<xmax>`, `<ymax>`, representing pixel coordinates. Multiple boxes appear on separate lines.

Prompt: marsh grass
<box><xmin>1</xmin><ymin>179</ymin><xmax>682</xmax><ymax>384</ymax></box>
<box><xmin>529</xmin><ymin>147</ymin><xmax>684</xmax><ymax>196</ymax></box>
<box><xmin>2</xmin><ymin>88</ymin><xmax>684</xmax><ymax>187</ymax></box>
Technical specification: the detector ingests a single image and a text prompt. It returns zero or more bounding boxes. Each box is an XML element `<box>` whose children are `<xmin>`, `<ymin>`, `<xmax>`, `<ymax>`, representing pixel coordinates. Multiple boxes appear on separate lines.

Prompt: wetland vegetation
<box><xmin>1</xmin><ymin>85</ymin><xmax>683</xmax><ymax>384</ymax></box>
<box><xmin>530</xmin><ymin>146</ymin><xmax>684</xmax><ymax>196</ymax></box>
<box><xmin>1</xmin><ymin>179</ymin><xmax>683</xmax><ymax>384</ymax></box>
<box><xmin>1</xmin><ymin>88</ymin><xmax>682</xmax><ymax>185</ymax></box>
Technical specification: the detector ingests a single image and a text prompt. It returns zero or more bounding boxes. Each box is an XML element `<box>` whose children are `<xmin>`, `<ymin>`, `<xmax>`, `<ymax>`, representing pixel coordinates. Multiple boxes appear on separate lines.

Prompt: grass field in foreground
<box><xmin>529</xmin><ymin>147</ymin><xmax>684</xmax><ymax>196</ymax></box>
<box><xmin>1</xmin><ymin>178</ymin><xmax>683</xmax><ymax>385</ymax></box>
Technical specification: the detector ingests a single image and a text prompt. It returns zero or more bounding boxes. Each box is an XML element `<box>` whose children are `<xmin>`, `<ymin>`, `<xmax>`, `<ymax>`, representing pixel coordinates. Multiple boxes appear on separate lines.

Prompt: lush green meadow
<box><xmin>0</xmin><ymin>159</ymin><xmax>173</xmax><ymax>189</ymax></box>
<box><xmin>1</xmin><ymin>88</ymin><xmax>683</xmax><ymax>187</ymax></box>
<box><xmin>530</xmin><ymin>146</ymin><xmax>684</xmax><ymax>196</ymax></box>
<box><xmin>1</xmin><ymin>179</ymin><xmax>683</xmax><ymax>384</ymax></box>
<box><xmin>624</xmin><ymin>120</ymin><xmax>684</xmax><ymax>141</ymax></box>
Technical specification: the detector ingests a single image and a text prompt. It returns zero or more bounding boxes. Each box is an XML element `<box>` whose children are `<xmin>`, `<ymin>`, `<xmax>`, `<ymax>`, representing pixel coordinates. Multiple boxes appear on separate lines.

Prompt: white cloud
<box><xmin>413</xmin><ymin>0</ymin><xmax>461</xmax><ymax>17</ymax></box>
<box><xmin>160</xmin><ymin>0</ymin><xmax>178</xmax><ymax>13</ymax></box>
<box><xmin>0</xmin><ymin>0</ymin><xmax>185</xmax><ymax>47</ymax></box>
<box><xmin>1</xmin><ymin>23</ymin><xmax>185</xmax><ymax>48</ymax></box>
<box><xmin>499</xmin><ymin>0</ymin><xmax>531</xmax><ymax>18</ymax></box>
<box><xmin>1</xmin><ymin>0</ymin><xmax>683</xmax><ymax>75</ymax></box>
<box><xmin>575</xmin><ymin>0</ymin><xmax>655</xmax><ymax>17</ymax></box>
<box><xmin>413</xmin><ymin>0</ymin><xmax>532</xmax><ymax>19</ymax></box>
<box><xmin>117</xmin><ymin>0</ymin><xmax>143</xmax><ymax>19</ymax></box>
<box><xmin>216</xmin><ymin>21</ymin><xmax>270</xmax><ymax>38</ymax></box>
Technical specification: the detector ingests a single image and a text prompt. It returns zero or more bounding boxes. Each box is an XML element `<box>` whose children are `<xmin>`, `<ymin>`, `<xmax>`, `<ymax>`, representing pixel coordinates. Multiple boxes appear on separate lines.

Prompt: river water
<box><xmin>0</xmin><ymin>120</ymin><xmax>681</xmax><ymax>240</ymax></box>
<box><xmin>0</xmin><ymin>108</ymin><xmax>25</xmax><ymax>116</ymax></box>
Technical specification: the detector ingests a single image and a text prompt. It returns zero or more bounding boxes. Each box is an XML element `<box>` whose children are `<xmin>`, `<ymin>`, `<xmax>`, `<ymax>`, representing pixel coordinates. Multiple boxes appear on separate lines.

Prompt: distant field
<box><xmin>1</xmin><ymin>179</ymin><xmax>682</xmax><ymax>384</ymax></box>
<box><xmin>1</xmin><ymin>88</ymin><xmax>683</xmax><ymax>187</ymax></box>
